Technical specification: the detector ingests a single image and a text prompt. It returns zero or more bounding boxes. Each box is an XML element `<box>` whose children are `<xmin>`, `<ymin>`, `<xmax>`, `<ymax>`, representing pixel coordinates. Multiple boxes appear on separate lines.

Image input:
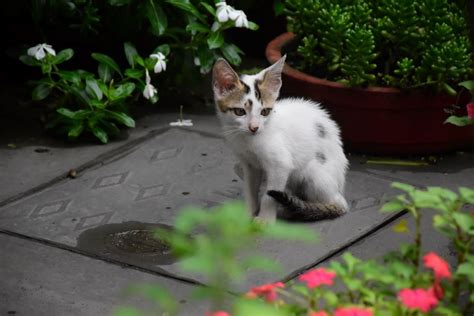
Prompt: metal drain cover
<box><xmin>77</xmin><ymin>221</ymin><xmax>176</xmax><ymax>266</ymax></box>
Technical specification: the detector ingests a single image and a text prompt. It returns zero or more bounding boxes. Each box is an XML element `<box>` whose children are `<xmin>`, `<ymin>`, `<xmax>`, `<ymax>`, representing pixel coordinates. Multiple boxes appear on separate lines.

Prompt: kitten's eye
<box><xmin>261</xmin><ymin>108</ymin><xmax>272</xmax><ymax>116</ymax></box>
<box><xmin>232</xmin><ymin>108</ymin><xmax>246</xmax><ymax>116</ymax></box>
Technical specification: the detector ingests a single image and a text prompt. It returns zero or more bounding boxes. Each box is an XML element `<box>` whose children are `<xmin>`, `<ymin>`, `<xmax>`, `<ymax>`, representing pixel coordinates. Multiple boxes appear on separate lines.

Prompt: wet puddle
<box><xmin>77</xmin><ymin>221</ymin><xmax>177</xmax><ymax>266</ymax></box>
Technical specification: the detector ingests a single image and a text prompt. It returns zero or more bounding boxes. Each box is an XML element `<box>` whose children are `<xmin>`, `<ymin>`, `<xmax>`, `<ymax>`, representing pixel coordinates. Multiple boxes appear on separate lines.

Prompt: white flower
<box><xmin>216</xmin><ymin>1</ymin><xmax>235</xmax><ymax>23</ymax></box>
<box><xmin>194</xmin><ymin>57</ymin><xmax>201</xmax><ymax>66</ymax></box>
<box><xmin>170</xmin><ymin>119</ymin><xmax>193</xmax><ymax>127</ymax></box>
<box><xmin>143</xmin><ymin>69</ymin><xmax>157</xmax><ymax>100</ymax></box>
<box><xmin>211</xmin><ymin>21</ymin><xmax>221</xmax><ymax>32</ymax></box>
<box><xmin>232</xmin><ymin>10</ymin><xmax>249</xmax><ymax>28</ymax></box>
<box><xmin>27</xmin><ymin>43</ymin><xmax>56</xmax><ymax>61</ymax></box>
<box><xmin>149</xmin><ymin>52</ymin><xmax>167</xmax><ymax>73</ymax></box>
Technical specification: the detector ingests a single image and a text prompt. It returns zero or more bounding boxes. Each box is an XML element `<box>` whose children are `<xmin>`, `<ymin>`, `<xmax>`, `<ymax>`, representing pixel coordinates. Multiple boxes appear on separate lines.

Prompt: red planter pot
<box><xmin>266</xmin><ymin>32</ymin><xmax>473</xmax><ymax>155</ymax></box>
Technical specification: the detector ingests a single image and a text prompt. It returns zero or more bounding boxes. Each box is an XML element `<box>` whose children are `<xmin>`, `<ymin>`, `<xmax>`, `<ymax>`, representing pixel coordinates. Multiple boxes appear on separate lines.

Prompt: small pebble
<box><xmin>68</xmin><ymin>169</ymin><xmax>77</xmax><ymax>178</ymax></box>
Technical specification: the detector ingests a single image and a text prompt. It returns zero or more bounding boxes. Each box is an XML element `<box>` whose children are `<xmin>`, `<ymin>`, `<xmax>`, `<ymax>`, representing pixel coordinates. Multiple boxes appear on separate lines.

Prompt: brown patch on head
<box><xmin>212</xmin><ymin>59</ymin><xmax>247</xmax><ymax>112</ymax></box>
<box><xmin>255</xmin><ymin>78</ymin><xmax>276</xmax><ymax>108</ymax></box>
<box><xmin>215</xmin><ymin>83</ymin><xmax>247</xmax><ymax>112</ymax></box>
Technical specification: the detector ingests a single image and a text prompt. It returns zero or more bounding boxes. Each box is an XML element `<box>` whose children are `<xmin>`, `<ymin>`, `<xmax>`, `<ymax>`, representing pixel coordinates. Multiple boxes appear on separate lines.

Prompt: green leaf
<box><xmin>221</xmin><ymin>43</ymin><xmax>242</xmax><ymax>65</ymax></box>
<box><xmin>146</xmin><ymin>0</ymin><xmax>167</xmax><ymax>36</ymax></box>
<box><xmin>98</xmin><ymin>63</ymin><xmax>113</xmax><ymax>83</ymax></box>
<box><xmin>108</xmin><ymin>0</ymin><xmax>131</xmax><ymax>6</ymax></box>
<box><xmin>41</xmin><ymin>63</ymin><xmax>52</xmax><ymax>74</ymax></box>
<box><xmin>242</xmin><ymin>255</ymin><xmax>281</xmax><ymax>272</ymax></box>
<box><xmin>19</xmin><ymin>55</ymin><xmax>41</xmax><ymax>66</ymax></box>
<box><xmin>113</xmin><ymin>306</ymin><xmax>141</xmax><ymax>316</ymax></box>
<box><xmin>342</xmin><ymin>252</ymin><xmax>360</xmax><ymax>272</ymax></box>
<box><xmin>124</xmin><ymin>42</ymin><xmax>138</xmax><ymax>68</ymax></box>
<box><xmin>32</xmin><ymin>84</ymin><xmax>52</xmax><ymax>101</ymax></box>
<box><xmin>68</xmin><ymin>122</ymin><xmax>85</xmax><ymax>138</ymax></box>
<box><xmin>52</xmin><ymin>49</ymin><xmax>74</xmax><ymax>65</ymax></box>
<box><xmin>234</xmin><ymin>299</ymin><xmax>288</xmax><ymax>316</ymax></box>
<box><xmin>247</xmin><ymin>21</ymin><xmax>259</xmax><ymax>31</ymax></box>
<box><xmin>85</xmin><ymin>78</ymin><xmax>103</xmax><ymax>100</ymax></box>
<box><xmin>134</xmin><ymin>55</ymin><xmax>145</xmax><ymax>67</ymax></box>
<box><xmin>186</xmin><ymin>22</ymin><xmax>208</xmax><ymax>33</ymax></box>
<box><xmin>69</xmin><ymin>86</ymin><xmax>90</xmax><ymax>105</ymax></box>
<box><xmin>452</xmin><ymin>212</ymin><xmax>474</xmax><ymax>234</ymax></box>
<box><xmin>57</xmin><ymin>70</ymin><xmax>81</xmax><ymax>85</ymax></box>
<box><xmin>444</xmin><ymin>115</ymin><xmax>473</xmax><ymax>126</ymax></box>
<box><xmin>427</xmin><ymin>187</ymin><xmax>458</xmax><ymax>203</ymax></box>
<box><xmin>91</xmin><ymin>53</ymin><xmax>123</xmax><ymax>77</ymax></box>
<box><xmin>411</xmin><ymin>190</ymin><xmax>444</xmax><ymax>209</ymax></box>
<box><xmin>154</xmin><ymin>44</ymin><xmax>170</xmax><ymax>56</ymax></box>
<box><xmin>264</xmin><ymin>221</ymin><xmax>318</xmax><ymax>242</ymax></box>
<box><xmin>392</xmin><ymin>182</ymin><xmax>415</xmax><ymax>193</ymax></box>
<box><xmin>106</xmin><ymin>111</ymin><xmax>135</xmax><ymax>128</ymax></box>
<box><xmin>57</xmin><ymin>108</ymin><xmax>90</xmax><ymax>120</ymax></box>
<box><xmin>200</xmin><ymin>2</ymin><xmax>215</xmax><ymax>17</ymax></box>
<box><xmin>126</xmin><ymin>284</ymin><xmax>178</xmax><ymax>313</ymax></box>
<box><xmin>91</xmin><ymin>125</ymin><xmax>108</xmax><ymax>143</ymax></box>
<box><xmin>109</xmin><ymin>83</ymin><xmax>135</xmax><ymax>100</ymax></box>
<box><xmin>89</xmin><ymin>99</ymin><xmax>105</xmax><ymax>109</ymax></box>
<box><xmin>457</xmin><ymin>259</ymin><xmax>474</xmax><ymax>283</ymax></box>
<box><xmin>344</xmin><ymin>277</ymin><xmax>363</xmax><ymax>291</ymax></box>
<box><xmin>125</xmin><ymin>68</ymin><xmax>144</xmax><ymax>79</ymax></box>
<box><xmin>459</xmin><ymin>187</ymin><xmax>474</xmax><ymax>204</ymax></box>
<box><xmin>274</xmin><ymin>0</ymin><xmax>284</xmax><ymax>16</ymax></box>
<box><xmin>323</xmin><ymin>291</ymin><xmax>339</xmax><ymax>306</ymax></box>
<box><xmin>165</xmin><ymin>0</ymin><xmax>199</xmax><ymax>17</ymax></box>
<box><xmin>381</xmin><ymin>200</ymin><xmax>405</xmax><ymax>213</ymax></box>
<box><xmin>207</xmin><ymin>32</ymin><xmax>224</xmax><ymax>50</ymax></box>
<box><xmin>443</xmin><ymin>83</ymin><xmax>457</xmax><ymax>96</ymax></box>
<box><xmin>459</xmin><ymin>80</ymin><xmax>474</xmax><ymax>92</ymax></box>
<box><xmin>100</xmin><ymin>120</ymin><xmax>120</xmax><ymax>136</ymax></box>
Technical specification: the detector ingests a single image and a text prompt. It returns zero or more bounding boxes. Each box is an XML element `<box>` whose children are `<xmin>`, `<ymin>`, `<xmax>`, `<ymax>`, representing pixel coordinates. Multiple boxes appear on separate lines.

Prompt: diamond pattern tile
<box><xmin>29</xmin><ymin>199</ymin><xmax>71</xmax><ymax>218</ymax></box>
<box><xmin>134</xmin><ymin>184</ymin><xmax>171</xmax><ymax>202</ymax></box>
<box><xmin>150</xmin><ymin>147</ymin><xmax>183</xmax><ymax>162</ymax></box>
<box><xmin>92</xmin><ymin>172</ymin><xmax>130</xmax><ymax>189</ymax></box>
<box><xmin>74</xmin><ymin>212</ymin><xmax>114</xmax><ymax>231</ymax></box>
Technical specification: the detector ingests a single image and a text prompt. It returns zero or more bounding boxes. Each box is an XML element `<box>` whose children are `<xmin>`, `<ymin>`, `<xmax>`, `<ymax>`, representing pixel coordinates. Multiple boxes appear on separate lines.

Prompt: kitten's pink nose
<box><xmin>249</xmin><ymin>125</ymin><xmax>259</xmax><ymax>133</ymax></box>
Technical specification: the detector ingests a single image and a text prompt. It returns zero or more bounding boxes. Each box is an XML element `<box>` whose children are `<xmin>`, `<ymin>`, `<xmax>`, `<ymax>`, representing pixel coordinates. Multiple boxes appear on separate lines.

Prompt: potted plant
<box><xmin>265</xmin><ymin>0</ymin><xmax>473</xmax><ymax>154</ymax></box>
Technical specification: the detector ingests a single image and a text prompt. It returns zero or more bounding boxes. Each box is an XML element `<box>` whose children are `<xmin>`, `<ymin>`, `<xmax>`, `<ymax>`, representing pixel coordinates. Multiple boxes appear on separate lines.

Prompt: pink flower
<box><xmin>398</xmin><ymin>288</ymin><xmax>439</xmax><ymax>312</ymax></box>
<box><xmin>245</xmin><ymin>282</ymin><xmax>284</xmax><ymax>302</ymax></box>
<box><xmin>334</xmin><ymin>307</ymin><xmax>373</xmax><ymax>316</ymax></box>
<box><xmin>423</xmin><ymin>252</ymin><xmax>451</xmax><ymax>280</ymax></box>
<box><xmin>430</xmin><ymin>283</ymin><xmax>444</xmax><ymax>300</ymax></box>
<box><xmin>206</xmin><ymin>311</ymin><xmax>230</xmax><ymax>316</ymax></box>
<box><xmin>467</xmin><ymin>102</ymin><xmax>474</xmax><ymax>119</ymax></box>
<box><xmin>308</xmin><ymin>311</ymin><xmax>329</xmax><ymax>316</ymax></box>
<box><xmin>298</xmin><ymin>268</ymin><xmax>336</xmax><ymax>289</ymax></box>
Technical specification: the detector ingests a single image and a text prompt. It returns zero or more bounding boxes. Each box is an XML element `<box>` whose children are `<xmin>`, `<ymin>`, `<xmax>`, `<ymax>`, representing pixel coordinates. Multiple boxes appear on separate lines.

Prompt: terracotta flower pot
<box><xmin>266</xmin><ymin>32</ymin><xmax>473</xmax><ymax>155</ymax></box>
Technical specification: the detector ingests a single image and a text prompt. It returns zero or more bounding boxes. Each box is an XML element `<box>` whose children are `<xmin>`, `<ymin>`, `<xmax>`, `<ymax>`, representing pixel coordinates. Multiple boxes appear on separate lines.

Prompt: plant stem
<box><xmin>276</xmin><ymin>289</ymin><xmax>310</xmax><ymax>307</ymax></box>
<box><xmin>414</xmin><ymin>212</ymin><xmax>421</xmax><ymax>272</ymax></box>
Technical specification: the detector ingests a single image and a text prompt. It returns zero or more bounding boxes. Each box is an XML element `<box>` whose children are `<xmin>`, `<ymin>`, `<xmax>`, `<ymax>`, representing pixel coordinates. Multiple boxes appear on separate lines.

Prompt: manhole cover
<box><xmin>104</xmin><ymin>229</ymin><xmax>170</xmax><ymax>255</ymax></box>
<box><xmin>77</xmin><ymin>221</ymin><xmax>177</xmax><ymax>265</ymax></box>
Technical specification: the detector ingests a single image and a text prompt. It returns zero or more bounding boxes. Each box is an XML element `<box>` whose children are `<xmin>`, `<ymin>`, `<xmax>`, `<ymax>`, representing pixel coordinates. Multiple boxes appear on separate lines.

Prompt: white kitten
<box><xmin>212</xmin><ymin>56</ymin><xmax>349</xmax><ymax>222</ymax></box>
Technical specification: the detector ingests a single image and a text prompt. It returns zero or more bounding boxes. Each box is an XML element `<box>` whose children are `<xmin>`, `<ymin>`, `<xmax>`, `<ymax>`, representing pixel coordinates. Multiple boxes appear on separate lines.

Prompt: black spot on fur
<box><xmin>317</xmin><ymin>123</ymin><xmax>326</xmax><ymax>138</ymax></box>
<box><xmin>242</xmin><ymin>81</ymin><xmax>250</xmax><ymax>94</ymax></box>
<box><xmin>316</xmin><ymin>152</ymin><xmax>326</xmax><ymax>163</ymax></box>
<box><xmin>247</xmin><ymin>99</ymin><xmax>253</xmax><ymax>106</ymax></box>
<box><xmin>254</xmin><ymin>80</ymin><xmax>261</xmax><ymax>101</ymax></box>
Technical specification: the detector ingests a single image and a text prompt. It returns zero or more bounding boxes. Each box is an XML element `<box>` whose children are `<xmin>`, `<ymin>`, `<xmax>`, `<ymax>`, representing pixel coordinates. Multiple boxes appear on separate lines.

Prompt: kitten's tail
<box><xmin>267</xmin><ymin>190</ymin><xmax>346</xmax><ymax>222</ymax></box>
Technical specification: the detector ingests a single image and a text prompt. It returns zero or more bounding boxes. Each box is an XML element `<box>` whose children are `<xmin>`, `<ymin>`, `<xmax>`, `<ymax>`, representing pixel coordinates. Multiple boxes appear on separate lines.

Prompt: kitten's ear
<box><xmin>261</xmin><ymin>55</ymin><xmax>286</xmax><ymax>95</ymax></box>
<box><xmin>212</xmin><ymin>58</ymin><xmax>240</xmax><ymax>98</ymax></box>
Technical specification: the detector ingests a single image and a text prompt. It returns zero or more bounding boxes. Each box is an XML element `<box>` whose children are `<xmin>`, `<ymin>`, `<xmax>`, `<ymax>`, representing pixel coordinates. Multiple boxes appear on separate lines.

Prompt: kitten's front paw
<box><xmin>253</xmin><ymin>216</ymin><xmax>275</xmax><ymax>226</ymax></box>
<box><xmin>255</xmin><ymin>210</ymin><xmax>277</xmax><ymax>224</ymax></box>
